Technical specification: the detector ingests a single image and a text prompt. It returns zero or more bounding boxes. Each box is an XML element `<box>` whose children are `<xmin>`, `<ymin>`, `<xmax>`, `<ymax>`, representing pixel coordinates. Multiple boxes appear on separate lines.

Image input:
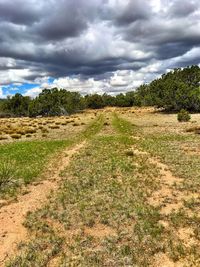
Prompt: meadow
<box><xmin>0</xmin><ymin>107</ymin><xmax>200</xmax><ymax>266</ymax></box>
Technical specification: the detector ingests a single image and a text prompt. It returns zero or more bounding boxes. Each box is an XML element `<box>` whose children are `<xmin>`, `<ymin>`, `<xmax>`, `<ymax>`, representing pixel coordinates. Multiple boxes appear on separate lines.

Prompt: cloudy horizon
<box><xmin>0</xmin><ymin>0</ymin><xmax>200</xmax><ymax>98</ymax></box>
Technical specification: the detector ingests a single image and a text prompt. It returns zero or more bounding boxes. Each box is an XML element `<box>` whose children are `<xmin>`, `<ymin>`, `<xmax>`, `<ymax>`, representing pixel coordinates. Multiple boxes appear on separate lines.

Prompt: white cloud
<box><xmin>0</xmin><ymin>68</ymin><xmax>32</xmax><ymax>85</ymax></box>
<box><xmin>24</xmin><ymin>86</ymin><xmax>43</xmax><ymax>98</ymax></box>
<box><xmin>24</xmin><ymin>69</ymin><xmax>155</xmax><ymax>97</ymax></box>
<box><xmin>0</xmin><ymin>87</ymin><xmax>6</xmax><ymax>98</ymax></box>
<box><xmin>52</xmin><ymin>77</ymin><xmax>109</xmax><ymax>95</ymax></box>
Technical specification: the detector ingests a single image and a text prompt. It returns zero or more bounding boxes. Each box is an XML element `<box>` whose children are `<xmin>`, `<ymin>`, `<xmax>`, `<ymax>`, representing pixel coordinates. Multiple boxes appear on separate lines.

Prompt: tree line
<box><xmin>135</xmin><ymin>65</ymin><xmax>200</xmax><ymax>111</ymax></box>
<box><xmin>0</xmin><ymin>89</ymin><xmax>136</xmax><ymax>117</ymax></box>
<box><xmin>0</xmin><ymin>65</ymin><xmax>200</xmax><ymax>117</ymax></box>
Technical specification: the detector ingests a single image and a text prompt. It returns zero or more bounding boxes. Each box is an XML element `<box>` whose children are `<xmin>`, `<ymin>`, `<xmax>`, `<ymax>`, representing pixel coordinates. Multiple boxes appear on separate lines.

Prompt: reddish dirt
<box><xmin>0</xmin><ymin>141</ymin><xmax>86</xmax><ymax>265</ymax></box>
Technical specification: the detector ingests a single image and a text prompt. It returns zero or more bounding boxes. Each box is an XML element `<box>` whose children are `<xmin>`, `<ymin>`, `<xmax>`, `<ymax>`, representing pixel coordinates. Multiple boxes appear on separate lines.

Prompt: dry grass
<box><xmin>3</xmin><ymin>108</ymin><xmax>200</xmax><ymax>266</ymax></box>
<box><xmin>0</xmin><ymin>111</ymin><xmax>100</xmax><ymax>143</ymax></box>
<box><xmin>10</xmin><ymin>134</ymin><xmax>22</xmax><ymax>139</ymax></box>
<box><xmin>186</xmin><ymin>125</ymin><xmax>200</xmax><ymax>134</ymax></box>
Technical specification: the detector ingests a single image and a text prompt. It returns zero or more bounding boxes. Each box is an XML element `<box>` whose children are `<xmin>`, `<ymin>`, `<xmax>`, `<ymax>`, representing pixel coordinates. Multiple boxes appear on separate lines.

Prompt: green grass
<box><xmin>112</xmin><ymin>113</ymin><xmax>139</xmax><ymax>136</ymax></box>
<box><xmin>0</xmin><ymin>115</ymin><xmax>104</xmax><ymax>198</ymax></box>
<box><xmin>80</xmin><ymin>114</ymin><xmax>104</xmax><ymax>139</ymax></box>
<box><xmin>0</xmin><ymin>139</ymin><xmax>73</xmax><ymax>197</ymax></box>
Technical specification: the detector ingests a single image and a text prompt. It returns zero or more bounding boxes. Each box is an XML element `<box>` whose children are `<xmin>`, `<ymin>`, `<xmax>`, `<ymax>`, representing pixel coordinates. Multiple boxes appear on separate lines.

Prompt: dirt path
<box><xmin>0</xmin><ymin>141</ymin><xmax>86</xmax><ymax>265</ymax></box>
<box><xmin>148</xmin><ymin>158</ymin><xmax>183</xmax><ymax>215</ymax></box>
<box><xmin>133</xmin><ymin>148</ymin><xmax>184</xmax><ymax>214</ymax></box>
<box><xmin>133</xmin><ymin>147</ymin><xmax>199</xmax><ymax>267</ymax></box>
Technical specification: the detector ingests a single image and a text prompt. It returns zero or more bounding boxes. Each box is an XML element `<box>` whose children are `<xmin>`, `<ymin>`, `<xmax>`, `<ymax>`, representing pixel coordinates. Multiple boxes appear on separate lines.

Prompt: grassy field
<box><xmin>0</xmin><ymin>139</ymin><xmax>73</xmax><ymax>198</ymax></box>
<box><xmin>1</xmin><ymin>108</ymin><xmax>200</xmax><ymax>266</ymax></box>
<box><xmin>0</xmin><ymin>111</ymin><xmax>103</xmax><ymax>199</ymax></box>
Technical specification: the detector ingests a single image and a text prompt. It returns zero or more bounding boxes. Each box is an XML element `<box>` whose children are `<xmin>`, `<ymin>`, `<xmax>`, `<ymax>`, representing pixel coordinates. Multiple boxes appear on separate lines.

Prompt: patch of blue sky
<box><xmin>2</xmin><ymin>77</ymin><xmax>55</xmax><ymax>96</ymax></box>
<box><xmin>2</xmin><ymin>83</ymin><xmax>39</xmax><ymax>96</ymax></box>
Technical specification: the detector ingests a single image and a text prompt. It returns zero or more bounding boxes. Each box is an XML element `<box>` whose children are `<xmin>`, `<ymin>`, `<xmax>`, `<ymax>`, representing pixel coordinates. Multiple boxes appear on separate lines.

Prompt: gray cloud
<box><xmin>112</xmin><ymin>0</ymin><xmax>151</xmax><ymax>26</ymax></box>
<box><xmin>0</xmin><ymin>0</ymin><xmax>41</xmax><ymax>25</ymax></box>
<box><xmin>169</xmin><ymin>0</ymin><xmax>197</xmax><ymax>18</ymax></box>
<box><xmin>0</xmin><ymin>0</ymin><xmax>200</xmax><ymax>94</ymax></box>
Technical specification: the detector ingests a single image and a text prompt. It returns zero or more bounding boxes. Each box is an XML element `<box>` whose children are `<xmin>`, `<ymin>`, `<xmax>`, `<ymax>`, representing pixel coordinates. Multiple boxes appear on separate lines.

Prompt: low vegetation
<box><xmin>5</xmin><ymin>109</ymin><xmax>200</xmax><ymax>266</ymax></box>
<box><xmin>177</xmin><ymin>109</ymin><xmax>191</xmax><ymax>122</ymax></box>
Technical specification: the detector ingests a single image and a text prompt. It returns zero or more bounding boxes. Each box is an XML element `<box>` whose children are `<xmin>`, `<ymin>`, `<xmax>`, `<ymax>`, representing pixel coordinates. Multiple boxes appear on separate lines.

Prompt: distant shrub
<box><xmin>186</xmin><ymin>126</ymin><xmax>200</xmax><ymax>134</ymax></box>
<box><xmin>10</xmin><ymin>133</ymin><xmax>21</xmax><ymax>139</ymax></box>
<box><xmin>4</xmin><ymin>129</ymin><xmax>15</xmax><ymax>134</ymax></box>
<box><xmin>25</xmin><ymin>128</ymin><xmax>37</xmax><ymax>134</ymax></box>
<box><xmin>49</xmin><ymin>125</ymin><xmax>60</xmax><ymax>129</ymax></box>
<box><xmin>41</xmin><ymin>128</ymin><xmax>49</xmax><ymax>133</ymax></box>
<box><xmin>16</xmin><ymin>129</ymin><xmax>26</xmax><ymax>135</ymax></box>
<box><xmin>177</xmin><ymin>109</ymin><xmax>191</xmax><ymax>122</ymax></box>
<box><xmin>73</xmin><ymin>123</ymin><xmax>80</xmax><ymax>126</ymax></box>
<box><xmin>0</xmin><ymin>135</ymin><xmax>8</xmax><ymax>140</ymax></box>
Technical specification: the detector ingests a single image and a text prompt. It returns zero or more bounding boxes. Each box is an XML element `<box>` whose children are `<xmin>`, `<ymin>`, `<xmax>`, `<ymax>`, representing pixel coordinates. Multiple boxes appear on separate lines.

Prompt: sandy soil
<box><xmin>0</xmin><ymin>141</ymin><xmax>86</xmax><ymax>265</ymax></box>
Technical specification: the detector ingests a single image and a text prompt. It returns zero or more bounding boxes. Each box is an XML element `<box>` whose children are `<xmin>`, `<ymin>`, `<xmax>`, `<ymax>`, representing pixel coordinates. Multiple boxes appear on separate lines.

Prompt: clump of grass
<box><xmin>0</xmin><ymin>159</ymin><xmax>18</xmax><ymax>191</ymax></box>
<box><xmin>125</xmin><ymin>150</ymin><xmax>134</xmax><ymax>156</ymax></box>
<box><xmin>15</xmin><ymin>129</ymin><xmax>26</xmax><ymax>135</ymax></box>
<box><xmin>10</xmin><ymin>133</ymin><xmax>22</xmax><ymax>139</ymax></box>
<box><xmin>186</xmin><ymin>126</ymin><xmax>200</xmax><ymax>134</ymax></box>
<box><xmin>49</xmin><ymin>125</ymin><xmax>60</xmax><ymax>129</ymax></box>
<box><xmin>0</xmin><ymin>135</ymin><xmax>8</xmax><ymax>140</ymax></box>
<box><xmin>72</xmin><ymin>122</ymin><xmax>80</xmax><ymax>126</ymax></box>
<box><xmin>25</xmin><ymin>128</ymin><xmax>37</xmax><ymax>134</ymax></box>
<box><xmin>41</xmin><ymin>128</ymin><xmax>49</xmax><ymax>133</ymax></box>
<box><xmin>4</xmin><ymin>129</ymin><xmax>15</xmax><ymax>134</ymax></box>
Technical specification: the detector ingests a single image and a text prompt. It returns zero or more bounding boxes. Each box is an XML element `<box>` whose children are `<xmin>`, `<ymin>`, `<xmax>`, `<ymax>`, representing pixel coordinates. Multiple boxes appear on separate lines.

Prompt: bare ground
<box><xmin>133</xmin><ymin>146</ymin><xmax>199</xmax><ymax>267</ymax></box>
<box><xmin>0</xmin><ymin>141</ymin><xmax>86</xmax><ymax>265</ymax></box>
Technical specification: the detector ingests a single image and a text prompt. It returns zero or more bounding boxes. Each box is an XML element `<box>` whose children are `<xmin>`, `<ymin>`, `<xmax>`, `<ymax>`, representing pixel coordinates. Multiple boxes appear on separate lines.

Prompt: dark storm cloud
<box><xmin>0</xmin><ymin>0</ymin><xmax>41</xmax><ymax>25</ymax></box>
<box><xmin>33</xmin><ymin>0</ymin><xmax>96</xmax><ymax>40</ymax></box>
<box><xmin>0</xmin><ymin>0</ymin><xmax>200</xmax><ymax>92</ymax></box>
<box><xmin>112</xmin><ymin>0</ymin><xmax>151</xmax><ymax>26</ymax></box>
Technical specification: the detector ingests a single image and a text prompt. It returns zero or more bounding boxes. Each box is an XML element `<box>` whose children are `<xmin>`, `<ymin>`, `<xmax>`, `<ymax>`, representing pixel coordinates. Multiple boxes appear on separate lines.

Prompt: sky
<box><xmin>0</xmin><ymin>0</ymin><xmax>200</xmax><ymax>98</ymax></box>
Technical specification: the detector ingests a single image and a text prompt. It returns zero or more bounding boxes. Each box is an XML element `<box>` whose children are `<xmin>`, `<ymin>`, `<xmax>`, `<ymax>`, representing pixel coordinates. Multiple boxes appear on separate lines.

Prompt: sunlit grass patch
<box><xmin>0</xmin><ymin>139</ymin><xmax>72</xmax><ymax>197</ymax></box>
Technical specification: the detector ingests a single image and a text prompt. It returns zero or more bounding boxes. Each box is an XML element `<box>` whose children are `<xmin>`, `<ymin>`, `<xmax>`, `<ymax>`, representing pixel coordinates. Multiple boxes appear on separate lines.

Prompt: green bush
<box><xmin>177</xmin><ymin>109</ymin><xmax>191</xmax><ymax>122</ymax></box>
